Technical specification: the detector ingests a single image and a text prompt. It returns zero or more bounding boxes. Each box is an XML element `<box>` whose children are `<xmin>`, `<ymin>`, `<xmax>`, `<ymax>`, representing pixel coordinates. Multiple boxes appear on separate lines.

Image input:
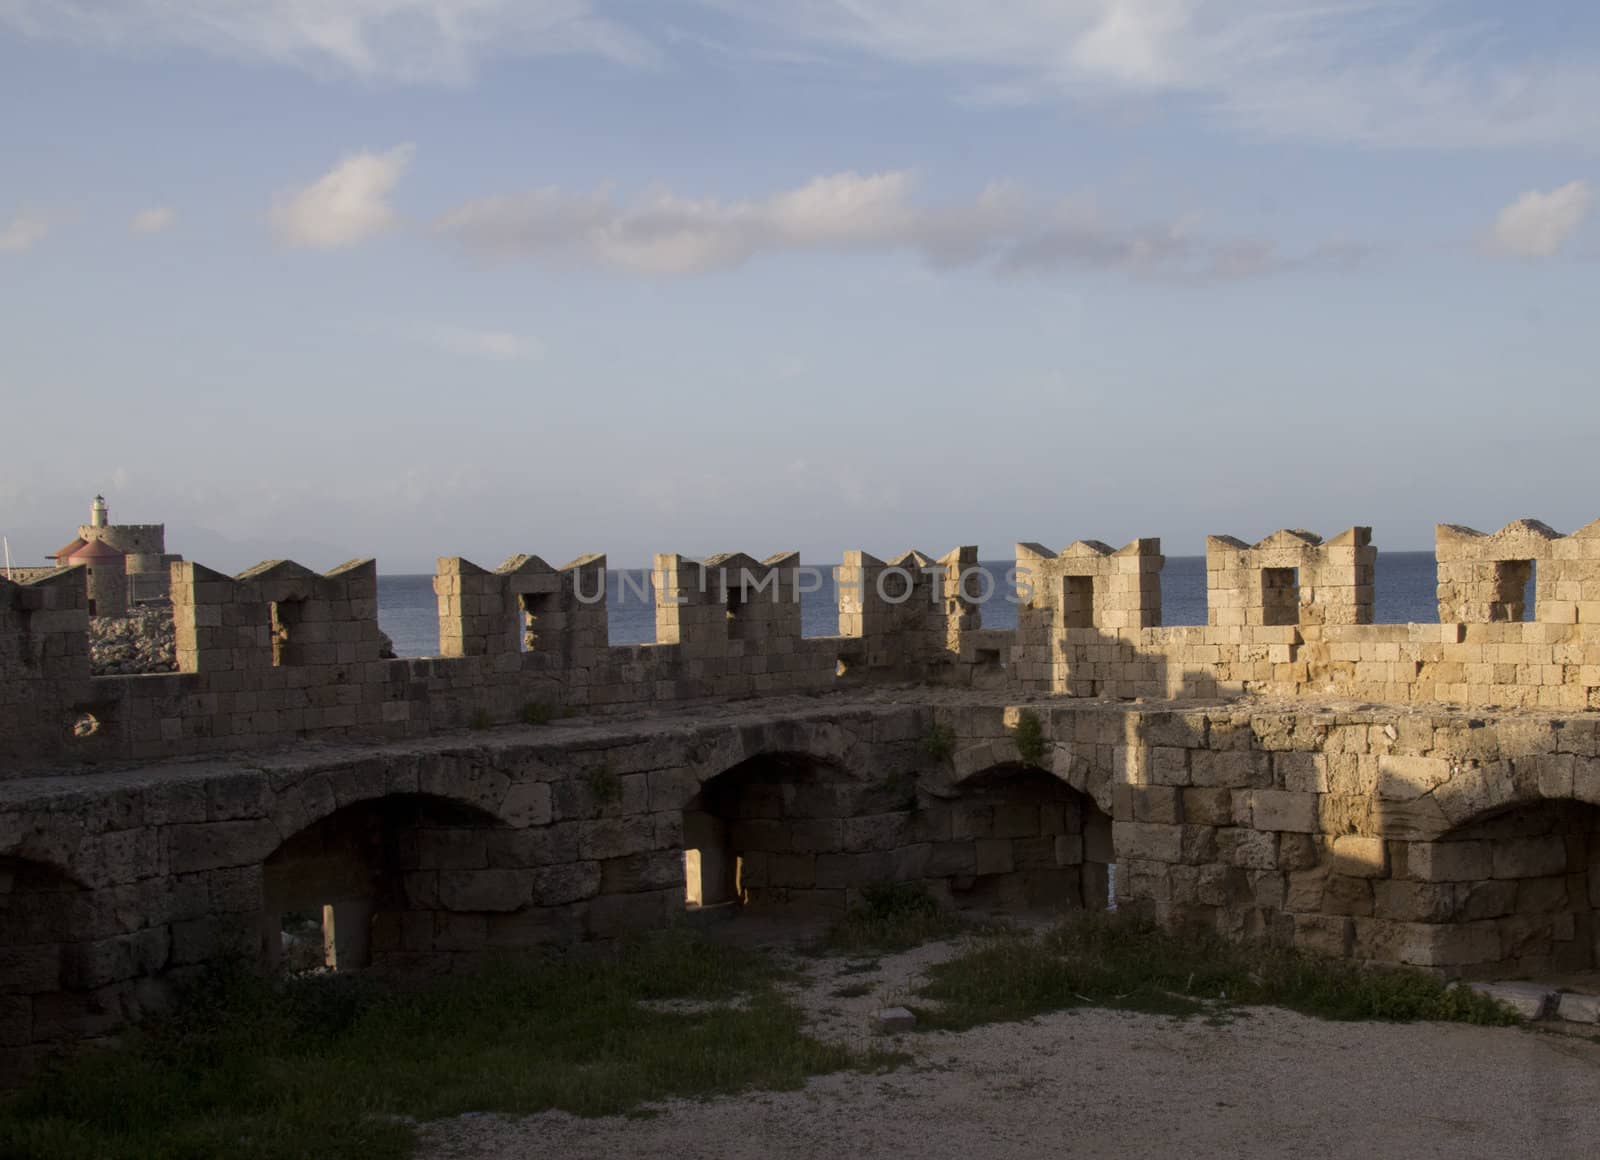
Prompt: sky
<box><xmin>1</xmin><ymin>1</ymin><xmax>1597</xmax><ymax>574</ymax></box>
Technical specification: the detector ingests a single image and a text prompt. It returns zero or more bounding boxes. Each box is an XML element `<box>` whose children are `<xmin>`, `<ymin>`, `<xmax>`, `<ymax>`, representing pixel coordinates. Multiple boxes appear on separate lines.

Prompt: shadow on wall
<box><xmin>1369</xmin><ymin>749</ymin><xmax>1600</xmax><ymax>980</ymax></box>
<box><xmin>262</xmin><ymin>793</ymin><xmax>519</xmax><ymax>974</ymax></box>
<box><xmin>678</xmin><ymin>741</ymin><xmax>1119</xmax><ymax>921</ymax></box>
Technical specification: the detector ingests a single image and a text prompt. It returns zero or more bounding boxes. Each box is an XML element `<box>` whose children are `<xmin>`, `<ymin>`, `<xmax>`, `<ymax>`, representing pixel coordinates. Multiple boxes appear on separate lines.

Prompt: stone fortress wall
<box><xmin>4</xmin><ymin>516</ymin><xmax>1600</xmax><ymax>1078</ymax></box>
<box><xmin>4</xmin><ymin>519</ymin><xmax>1600</xmax><ymax>767</ymax></box>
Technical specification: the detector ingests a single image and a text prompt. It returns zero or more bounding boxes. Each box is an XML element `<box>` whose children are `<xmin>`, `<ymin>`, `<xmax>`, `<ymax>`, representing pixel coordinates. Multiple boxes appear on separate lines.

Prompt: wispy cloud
<box><xmin>130</xmin><ymin>206</ymin><xmax>177</xmax><ymax>235</ymax></box>
<box><xmin>0</xmin><ymin>0</ymin><xmax>652</xmax><ymax>83</ymax></box>
<box><xmin>435</xmin><ymin>169</ymin><xmax>1349</xmax><ymax>283</ymax></box>
<box><xmin>711</xmin><ymin>2</ymin><xmax>1600</xmax><ymax>151</ymax></box>
<box><xmin>1485</xmin><ymin>181</ymin><xmax>1594</xmax><ymax>259</ymax></box>
<box><xmin>0</xmin><ymin>210</ymin><xmax>51</xmax><ymax>253</ymax></box>
<box><xmin>270</xmin><ymin>145</ymin><xmax>414</xmax><ymax>249</ymax></box>
<box><xmin>424</xmin><ymin>325</ymin><xmax>545</xmax><ymax>361</ymax></box>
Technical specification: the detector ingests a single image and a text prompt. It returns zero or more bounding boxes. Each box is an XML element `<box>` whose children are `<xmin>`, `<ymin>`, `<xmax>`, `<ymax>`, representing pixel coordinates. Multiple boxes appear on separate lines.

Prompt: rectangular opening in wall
<box><xmin>684</xmin><ymin>848</ymin><xmax>703</xmax><ymax>907</ymax></box>
<box><xmin>1491</xmin><ymin>559</ymin><xmax>1533</xmax><ymax>622</ymax></box>
<box><xmin>1261</xmin><ymin>567</ymin><xmax>1300</xmax><ymax>626</ymax></box>
<box><xmin>276</xmin><ymin>908</ymin><xmax>331</xmax><ymax>972</ymax></box>
<box><xmin>1063</xmin><ymin>575</ymin><xmax>1096</xmax><ymax>629</ymax></box>
<box><xmin>724</xmin><ymin>580</ymin><xmax>751</xmax><ymax>640</ymax></box>
<box><xmin>269</xmin><ymin>599</ymin><xmax>305</xmax><ymax>666</ymax></box>
<box><xmin>609</xmin><ymin>568</ymin><xmax>654</xmax><ymax>646</ymax></box>
<box><xmin>517</xmin><ymin>591</ymin><xmax>554</xmax><ymax>653</ymax></box>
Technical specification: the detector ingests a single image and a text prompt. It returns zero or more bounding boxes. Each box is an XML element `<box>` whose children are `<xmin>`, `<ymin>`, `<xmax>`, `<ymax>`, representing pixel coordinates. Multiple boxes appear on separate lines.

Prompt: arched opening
<box><xmin>0</xmin><ymin>855</ymin><xmax>84</xmax><ymax>995</ymax></box>
<box><xmin>1415</xmin><ymin>797</ymin><xmax>1599</xmax><ymax>980</ymax></box>
<box><xmin>1</xmin><ymin>855</ymin><xmax>95</xmax><ymax>1066</ymax></box>
<box><xmin>262</xmin><ymin>794</ymin><xmax>506</xmax><ymax>972</ymax></box>
<box><xmin>931</xmin><ymin>764</ymin><xmax>1115</xmax><ymax>913</ymax></box>
<box><xmin>681</xmin><ymin>752</ymin><xmax>869</xmax><ymax>916</ymax></box>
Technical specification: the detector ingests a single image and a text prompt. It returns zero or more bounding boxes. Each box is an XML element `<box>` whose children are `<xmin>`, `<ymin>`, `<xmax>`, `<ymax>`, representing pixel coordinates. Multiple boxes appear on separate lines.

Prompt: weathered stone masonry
<box><xmin>4</xmin><ymin>517</ymin><xmax>1600</xmax><ymax>1078</ymax></box>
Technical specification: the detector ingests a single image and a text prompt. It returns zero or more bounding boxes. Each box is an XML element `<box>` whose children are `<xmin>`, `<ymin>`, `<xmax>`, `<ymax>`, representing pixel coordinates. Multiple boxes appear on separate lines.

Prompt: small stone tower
<box><xmin>90</xmin><ymin>495</ymin><xmax>108</xmax><ymax>529</ymax></box>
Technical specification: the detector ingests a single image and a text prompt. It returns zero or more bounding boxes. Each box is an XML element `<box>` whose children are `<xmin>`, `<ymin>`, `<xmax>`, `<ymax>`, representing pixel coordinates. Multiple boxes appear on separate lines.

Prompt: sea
<box><xmin>378</xmin><ymin>551</ymin><xmax>1451</xmax><ymax>660</ymax></box>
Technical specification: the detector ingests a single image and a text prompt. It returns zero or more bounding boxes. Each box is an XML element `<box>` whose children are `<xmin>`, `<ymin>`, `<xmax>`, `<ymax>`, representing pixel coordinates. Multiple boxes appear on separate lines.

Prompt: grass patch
<box><xmin>519</xmin><ymin>702</ymin><xmax>557</xmax><ymax>726</ymax></box>
<box><xmin>0</xmin><ymin>929</ymin><xmax>899</xmax><ymax>1160</ymax></box>
<box><xmin>913</xmin><ymin>911</ymin><xmax>1523</xmax><ymax>1032</ymax></box>
<box><xmin>1012</xmin><ymin>709</ymin><xmax>1047</xmax><ymax>767</ymax></box>
<box><xmin>822</xmin><ymin>882</ymin><xmax>978</xmax><ymax>955</ymax></box>
<box><xmin>583</xmin><ymin>763</ymin><xmax>622</xmax><ymax>806</ymax></box>
<box><xmin>918</xmin><ymin>723</ymin><xmax>956</xmax><ymax>765</ymax></box>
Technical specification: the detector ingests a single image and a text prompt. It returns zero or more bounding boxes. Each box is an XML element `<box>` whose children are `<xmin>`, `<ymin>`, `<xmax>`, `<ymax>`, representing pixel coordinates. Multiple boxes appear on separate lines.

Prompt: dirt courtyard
<box><xmin>416</xmin><ymin>931</ymin><xmax>1600</xmax><ymax>1160</ymax></box>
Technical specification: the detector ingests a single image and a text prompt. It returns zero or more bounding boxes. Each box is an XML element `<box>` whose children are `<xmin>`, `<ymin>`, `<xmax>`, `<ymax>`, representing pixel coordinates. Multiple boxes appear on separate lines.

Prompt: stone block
<box><xmin>1114</xmin><ymin>822</ymin><xmax>1183</xmax><ymax>864</ymax></box>
<box><xmin>500</xmin><ymin>782</ymin><xmax>553</xmax><ymax>828</ymax></box>
<box><xmin>815</xmin><ymin>851</ymin><xmax>896</xmax><ymax>890</ymax></box>
<box><xmin>974</xmin><ymin>839</ymin><xmax>1014</xmax><ymax>876</ymax></box>
<box><xmin>1555</xmin><ymin>991</ymin><xmax>1600</xmax><ymax>1024</ymax></box>
<box><xmin>876</xmin><ymin>1006</ymin><xmax>916</xmax><ymax>1032</ymax></box>
<box><xmin>927</xmin><ymin>841</ymin><xmax>977</xmax><ymax>877</ymax></box>
<box><xmin>578</xmin><ymin>816</ymin><xmax>658</xmax><ymax>861</ymax></box>
<box><xmin>1466</xmin><ymin>981</ymin><xmax>1555</xmax><ymax>1020</ymax></box>
<box><xmin>487</xmin><ymin>822</ymin><xmax>581</xmax><ymax>868</ymax></box>
<box><xmin>1131</xmin><ymin>786</ymin><xmax>1183</xmax><ymax>825</ymax></box>
<box><xmin>0</xmin><ymin>946</ymin><xmax>60</xmax><ymax>996</ymax></box>
<box><xmin>1190</xmin><ymin>750</ymin><xmax>1270</xmax><ymax>789</ymax></box>
<box><xmin>1408</xmin><ymin>840</ymin><xmax>1491</xmax><ymax>882</ymax></box>
<box><xmin>438</xmin><ymin>869</ymin><xmax>530</xmax><ymax>912</ymax></box>
<box><xmin>166</xmin><ymin>821</ymin><xmax>279</xmax><ymax>873</ymax></box>
<box><xmin>1181</xmin><ymin>788</ymin><xmax>1233</xmax><ymax>827</ymax></box>
<box><xmin>1492</xmin><ymin>837</ymin><xmax>1569</xmax><ymax>879</ymax></box>
<box><xmin>416</xmin><ymin>829</ymin><xmax>489</xmax><ymax>870</ymax></box>
<box><xmin>600</xmin><ymin>850</ymin><xmax>686</xmax><ymax>895</ymax></box>
<box><xmin>0</xmin><ymin>996</ymin><xmax>30</xmax><ymax>1048</ymax></box>
<box><xmin>1249</xmin><ymin>790</ymin><xmax>1319</xmax><ymax>833</ymax></box>
<box><xmin>530</xmin><ymin>861</ymin><xmax>600</xmax><ymax>906</ymax></box>
<box><xmin>586</xmin><ymin>889</ymin><xmax>679</xmax><ymax>938</ymax></box>
<box><xmin>1329</xmin><ymin>834</ymin><xmax>1387</xmax><ymax>877</ymax></box>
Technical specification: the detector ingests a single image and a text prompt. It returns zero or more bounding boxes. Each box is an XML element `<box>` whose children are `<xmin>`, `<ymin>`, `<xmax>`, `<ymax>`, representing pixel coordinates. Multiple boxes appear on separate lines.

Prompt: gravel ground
<box><xmin>417</xmin><ymin>932</ymin><xmax>1600</xmax><ymax>1160</ymax></box>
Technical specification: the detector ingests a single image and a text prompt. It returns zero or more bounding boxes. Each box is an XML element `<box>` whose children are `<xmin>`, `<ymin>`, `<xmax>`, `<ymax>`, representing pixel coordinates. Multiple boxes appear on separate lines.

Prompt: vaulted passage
<box><xmin>1415</xmin><ymin>798</ymin><xmax>1599</xmax><ymax>979</ymax></box>
<box><xmin>262</xmin><ymin>794</ymin><xmax>507</xmax><ymax>972</ymax></box>
<box><xmin>681</xmin><ymin>752</ymin><xmax>883</xmax><ymax>916</ymax></box>
<box><xmin>0</xmin><ymin>857</ymin><xmax>96</xmax><ymax>1071</ymax></box>
<box><xmin>929</xmin><ymin>765</ymin><xmax>1114</xmax><ymax>912</ymax></box>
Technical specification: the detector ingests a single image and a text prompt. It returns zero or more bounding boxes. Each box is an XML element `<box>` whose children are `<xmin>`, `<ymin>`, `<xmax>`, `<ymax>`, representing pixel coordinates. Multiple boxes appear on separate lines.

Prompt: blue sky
<box><xmin>1</xmin><ymin>1</ymin><xmax>1596</xmax><ymax>573</ymax></box>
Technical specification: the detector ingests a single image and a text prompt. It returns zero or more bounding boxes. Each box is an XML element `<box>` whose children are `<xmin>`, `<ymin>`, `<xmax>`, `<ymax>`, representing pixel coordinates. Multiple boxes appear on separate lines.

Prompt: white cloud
<box><xmin>1485</xmin><ymin>182</ymin><xmax>1594</xmax><ymax>259</ymax></box>
<box><xmin>424</xmin><ymin>325</ymin><xmax>545</xmax><ymax>361</ymax></box>
<box><xmin>130</xmin><ymin>206</ymin><xmax>177</xmax><ymax>235</ymax></box>
<box><xmin>435</xmin><ymin>169</ymin><xmax>1346</xmax><ymax>283</ymax></box>
<box><xmin>714</xmin><ymin>2</ymin><xmax>1600</xmax><ymax>150</ymax></box>
<box><xmin>0</xmin><ymin>0</ymin><xmax>652</xmax><ymax>83</ymax></box>
<box><xmin>270</xmin><ymin>145</ymin><xmax>414</xmax><ymax>249</ymax></box>
<box><xmin>0</xmin><ymin>210</ymin><xmax>50</xmax><ymax>253</ymax></box>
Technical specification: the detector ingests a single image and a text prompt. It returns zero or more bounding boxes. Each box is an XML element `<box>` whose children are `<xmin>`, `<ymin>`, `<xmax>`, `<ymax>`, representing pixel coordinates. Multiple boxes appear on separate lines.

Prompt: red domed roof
<box><xmin>67</xmin><ymin>539</ymin><xmax>125</xmax><ymax>562</ymax></box>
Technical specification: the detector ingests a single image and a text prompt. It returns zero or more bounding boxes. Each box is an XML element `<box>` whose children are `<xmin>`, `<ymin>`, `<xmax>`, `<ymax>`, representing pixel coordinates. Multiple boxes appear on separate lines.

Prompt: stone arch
<box><xmin>265</xmin><ymin>754</ymin><xmax>517</xmax><ymax>850</ymax></box>
<box><xmin>933</xmin><ymin>761</ymin><xmax>1116</xmax><ymax>912</ymax></box>
<box><xmin>261</xmin><ymin>792</ymin><xmax>510</xmax><ymax>972</ymax></box>
<box><xmin>681</xmin><ymin>748</ymin><xmax>880</xmax><ymax>915</ymax></box>
<box><xmin>1386</xmin><ymin>795</ymin><xmax>1600</xmax><ymax>979</ymax></box>
<box><xmin>1</xmin><ymin>853</ymin><xmax>87</xmax><ymax>982</ymax></box>
<box><xmin>1</xmin><ymin>855</ymin><xmax>92</xmax><ymax>1069</ymax></box>
<box><xmin>682</xmin><ymin>718</ymin><xmax>879</xmax><ymax>791</ymax></box>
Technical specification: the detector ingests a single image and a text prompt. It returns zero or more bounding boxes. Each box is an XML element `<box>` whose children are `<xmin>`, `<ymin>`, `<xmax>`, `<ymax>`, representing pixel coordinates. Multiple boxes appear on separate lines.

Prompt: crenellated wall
<box><xmin>1016</xmin><ymin>521</ymin><xmax>1600</xmax><ymax>710</ymax></box>
<box><xmin>0</xmin><ymin>546</ymin><xmax>991</xmax><ymax>769</ymax></box>
<box><xmin>9</xmin><ymin>517</ymin><xmax>1600</xmax><ymax>771</ymax></box>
